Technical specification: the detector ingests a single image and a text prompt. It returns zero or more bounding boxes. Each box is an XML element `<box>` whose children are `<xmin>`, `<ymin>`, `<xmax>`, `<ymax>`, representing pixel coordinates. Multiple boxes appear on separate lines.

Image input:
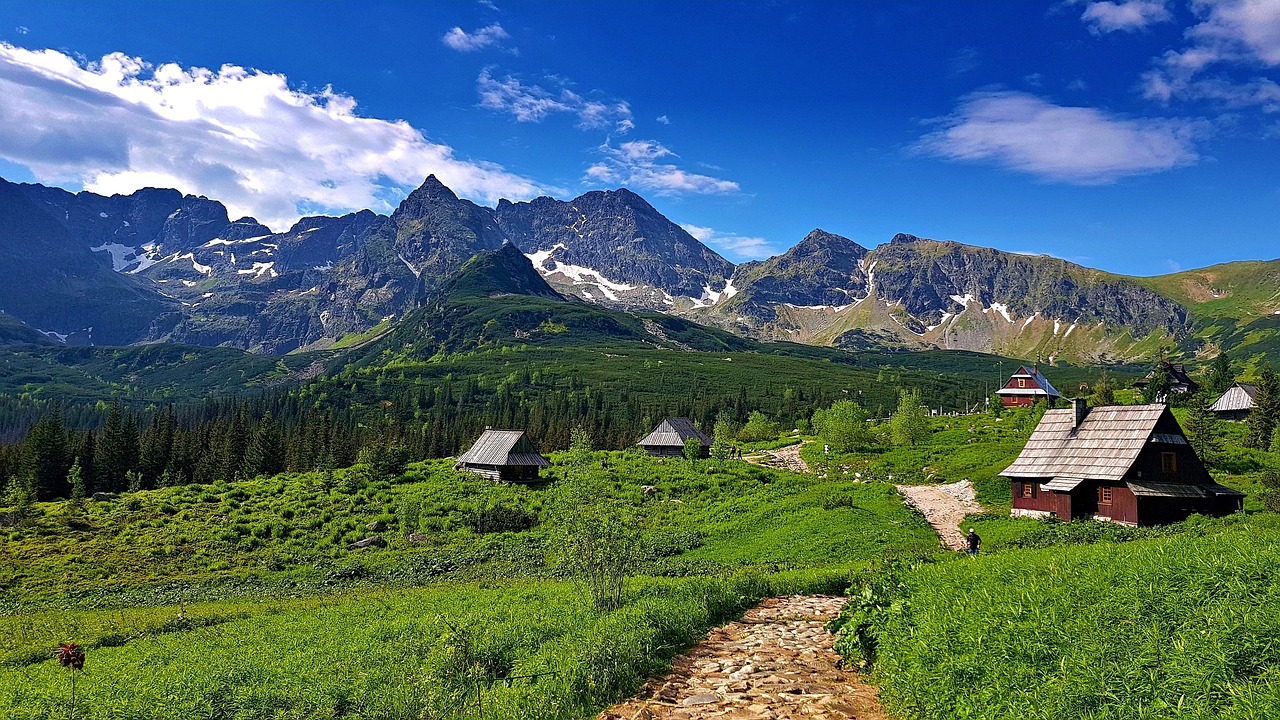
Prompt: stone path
<box><xmin>745</xmin><ymin>443</ymin><xmax>811</xmax><ymax>474</ymax></box>
<box><xmin>597</xmin><ymin>595</ymin><xmax>889</xmax><ymax>720</ymax></box>
<box><xmin>894</xmin><ymin>479</ymin><xmax>983</xmax><ymax>551</ymax></box>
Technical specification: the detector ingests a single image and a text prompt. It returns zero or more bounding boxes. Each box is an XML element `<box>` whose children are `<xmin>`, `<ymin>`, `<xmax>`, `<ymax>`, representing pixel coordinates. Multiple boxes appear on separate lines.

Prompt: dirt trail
<box><xmin>745</xmin><ymin>443</ymin><xmax>811</xmax><ymax>474</ymax></box>
<box><xmin>598</xmin><ymin>595</ymin><xmax>888</xmax><ymax>720</ymax></box>
<box><xmin>895</xmin><ymin>479</ymin><xmax>983</xmax><ymax>551</ymax></box>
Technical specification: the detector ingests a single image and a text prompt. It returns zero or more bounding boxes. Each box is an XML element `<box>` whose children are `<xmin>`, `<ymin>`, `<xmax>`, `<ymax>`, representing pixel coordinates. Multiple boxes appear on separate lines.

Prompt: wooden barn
<box><xmin>1209</xmin><ymin>382</ymin><xmax>1256</xmax><ymax>422</ymax></box>
<box><xmin>995</xmin><ymin>365</ymin><xmax>1061</xmax><ymax>408</ymax></box>
<box><xmin>1001</xmin><ymin>401</ymin><xmax>1242</xmax><ymax>526</ymax></box>
<box><xmin>637</xmin><ymin>418</ymin><xmax>712</xmax><ymax>458</ymax></box>
<box><xmin>455</xmin><ymin>429</ymin><xmax>551</xmax><ymax>483</ymax></box>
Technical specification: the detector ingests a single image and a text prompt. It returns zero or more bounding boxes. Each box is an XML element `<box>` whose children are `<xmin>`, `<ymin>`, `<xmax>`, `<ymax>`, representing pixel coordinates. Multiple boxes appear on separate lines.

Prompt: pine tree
<box><xmin>1092</xmin><ymin>370</ymin><xmax>1116</xmax><ymax>406</ymax></box>
<box><xmin>1182</xmin><ymin>392</ymin><xmax>1222</xmax><ymax>468</ymax></box>
<box><xmin>1206</xmin><ymin>352</ymin><xmax>1234</xmax><ymax>397</ymax></box>
<box><xmin>243</xmin><ymin>413</ymin><xmax>285</xmax><ymax>478</ymax></box>
<box><xmin>1248</xmin><ymin>365</ymin><xmax>1280</xmax><ymax>449</ymax></box>
<box><xmin>22</xmin><ymin>408</ymin><xmax>70</xmax><ymax>500</ymax></box>
<box><xmin>68</xmin><ymin>458</ymin><xmax>87</xmax><ymax>503</ymax></box>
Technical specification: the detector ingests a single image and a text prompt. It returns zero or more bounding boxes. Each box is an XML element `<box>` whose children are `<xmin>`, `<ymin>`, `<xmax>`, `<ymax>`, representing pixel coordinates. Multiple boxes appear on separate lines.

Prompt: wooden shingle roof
<box><xmin>637</xmin><ymin>418</ymin><xmax>712</xmax><ymax>448</ymax></box>
<box><xmin>1209</xmin><ymin>383</ymin><xmax>1257</xmax><ymax>413</ymax></box>
<box><xmin>1001</xmin><ymin>404</ymin><xmax>1168</xmax><ymax>482</ymax></box>
<box><xmin>457</xmin><ymin>430</ymin><xmax>551</xmax><ymax>467</ymax></box>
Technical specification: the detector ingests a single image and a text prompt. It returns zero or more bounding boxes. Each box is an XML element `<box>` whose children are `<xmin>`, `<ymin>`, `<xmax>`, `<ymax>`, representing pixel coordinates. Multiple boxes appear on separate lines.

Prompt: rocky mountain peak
<box><xmin>436</xmin><ymin>243</ymin><xmax>565</xmax><ymax>303</ymax></box>
<box><xmin>890</xmin><ymin>232</ymin><xmax>923</xmax><ymax>245</ymax></box>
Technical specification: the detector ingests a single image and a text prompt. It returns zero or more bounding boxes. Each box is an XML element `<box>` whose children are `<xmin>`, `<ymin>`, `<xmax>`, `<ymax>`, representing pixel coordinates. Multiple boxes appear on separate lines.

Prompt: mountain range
<box><xmin>1</xmin><ymin>174</ymin><xmax>1276</xmax><ymax>364</ymax></box>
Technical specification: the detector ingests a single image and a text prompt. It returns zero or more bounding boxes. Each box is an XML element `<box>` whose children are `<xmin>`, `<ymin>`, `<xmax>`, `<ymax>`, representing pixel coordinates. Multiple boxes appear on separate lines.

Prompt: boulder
<box><xmin>91</xmin><ymin>492</ymin><xmax>119</xmax><ymax>502</ymax></box>
<box><xmin>406</xmin><ymin>532</ymin><xmax>430</xmax><ymax>543</ymax></box>
<box><xmin>367</xmin><ymin>520</ymin><xmax>387</xmax><ymax>532</ymax></box>
<box><xmin>347</xmin><ymin>536</ymin><xmax>386</xmax><ymax>550</ymax></box>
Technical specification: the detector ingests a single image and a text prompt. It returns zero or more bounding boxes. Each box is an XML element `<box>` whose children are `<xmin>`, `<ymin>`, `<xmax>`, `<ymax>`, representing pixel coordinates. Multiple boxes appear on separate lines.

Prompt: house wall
<box><xmin>1092</xmin><ymin>482</ymin><xmax>1138</xmax><ymax>525</ymax></box>
<box><xmin>460</xmin><ymin>463</ymin><xmax>543</xmax><ymax>484</ymax></box>
<box><xmin>1125</xmin><ymin>442</ymin><xmax>1211</xmax><ymax>486</ymax></box>
<box><xmin>1010</xmin><ymin>480</ymin><xmax>1055</xmax><ymax>512</ymax></box>
<box><xmin>641</xmin><ymin>445</ymin><xmax>709</xmax><ymax>458</ymax></box>
<box><xmin>1002</xmin><ymin>395</ymin><xmax>1040</xmax><ymax>408</ymax></box>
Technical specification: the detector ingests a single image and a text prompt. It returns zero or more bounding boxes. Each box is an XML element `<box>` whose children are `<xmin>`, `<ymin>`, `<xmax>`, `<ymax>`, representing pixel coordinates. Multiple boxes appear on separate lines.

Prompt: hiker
<box><xmin>966</xmin><ymin>528</ymin><xmax>981</xmax><ymax>557</ymax></box>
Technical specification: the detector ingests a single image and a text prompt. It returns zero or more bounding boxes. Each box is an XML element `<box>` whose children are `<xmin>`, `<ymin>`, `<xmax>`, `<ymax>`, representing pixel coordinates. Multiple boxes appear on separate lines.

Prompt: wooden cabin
<box><xmin>455</xmin><ymin>429</ymin><xmax>551</xmax><ymax>483</ymax></box>
<box><xmin>1209</xmin><ymin>382</ymin><xmax>1256</xmax><ymax>422</ymax></box>
<box><xmin>637</xmin><ymin>418</ymin><xmax>712</xmax><ymax>458</ymax></box>
<box><xmin>1001</xmin><ymin>401</ymin><xmax>1242</xmax><ymax>526</ymax></box>
<box><xmin>995</xmin><ymin>365</ymin><xmax>1061</xmax><ymax>408</ymax></box>
<box><xmin>1134</xmin><ymin>361</ymin><xmax>1200</xmax><ymax>399</ymax></box>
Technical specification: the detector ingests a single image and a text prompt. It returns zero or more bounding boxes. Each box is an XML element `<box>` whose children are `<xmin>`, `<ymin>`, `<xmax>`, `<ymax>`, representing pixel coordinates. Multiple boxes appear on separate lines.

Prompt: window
<box><xmin>1162</xmin><ymin>452</ymin><xmax>1177</xmax><ymax>473</ymax></box>
<box><xmin>1099</xmin><ymin>486</ymin><xmax>1113</xmax><ymax>504</ymax></box>
<box><xmin>1017</xmin><ymin>378</ymin><xmax>1026</xmax><ymax>388</ymax></box>
<box><xmin>1021</xmin><ymin>482</ymin><xmax>1033</xmax><ymax>498</ymax></box>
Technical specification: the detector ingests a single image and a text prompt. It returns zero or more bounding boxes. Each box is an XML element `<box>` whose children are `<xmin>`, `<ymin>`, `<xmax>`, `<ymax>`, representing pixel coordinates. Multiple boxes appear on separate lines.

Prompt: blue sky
<box><xmin>0</xmin><ymin>1</ymin><xmax>1277</xmax><ymax>275</ymax></box>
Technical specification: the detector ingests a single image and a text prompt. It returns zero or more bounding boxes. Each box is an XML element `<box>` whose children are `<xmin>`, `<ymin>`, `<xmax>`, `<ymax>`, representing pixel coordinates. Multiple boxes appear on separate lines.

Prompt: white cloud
<box><xmin>15</xmin><ymin>26</ymin><xmax>28</xmax><ymax>35</ymax></box>
<box><xmin>0</xmin><ymin>42</ymin><xmax>547</xmax><ymax>229</ymax></box>
<box><xmin>1076</xmin><ymin>1</ymin><xmax>1172</xmax><ymax>34</ymax></box>
<box><xmin>656</xmin><ymin>114</ymin><xmax>670</xmax><ymax>124</ymax></box>
<box><xmin>680</xmin><ymin>223</ymin><xmax>776</xmax><ymax>260</ymax></box>
<box><xmin>917</xmin><ymin>90</ymin><xmax>1206</xmax><ymax>183</ymax></box>
<box><xmin>476</xmin><ymin>69</ymin><xmax>633</xmax><ymax>131</ymax></box>
<box><xmin>442</xmin><ymin>23</ymin><xmax>510</xmax><ymax>52</ymax></box>
<box><xmin>1140</xmin><ymin>1</ymin><xmax>1280</xmax><ymax>110</ymax></box>
<box><xmin>587</xmin><ymin>140</ymin><xmax>740</xmax><ymax>195</ymax></box>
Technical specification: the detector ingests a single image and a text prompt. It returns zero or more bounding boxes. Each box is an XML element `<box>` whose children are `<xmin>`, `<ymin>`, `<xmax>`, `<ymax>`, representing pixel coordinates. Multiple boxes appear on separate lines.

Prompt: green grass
<box><xmin>863</xmin><ymin>520</ymin><xmax>1280</xmax><ymax>720</ymax></box>
<box><xmin>0</xmin><ymin>449</ymin><xmax>940</xmax><ymax>719</ymax></box>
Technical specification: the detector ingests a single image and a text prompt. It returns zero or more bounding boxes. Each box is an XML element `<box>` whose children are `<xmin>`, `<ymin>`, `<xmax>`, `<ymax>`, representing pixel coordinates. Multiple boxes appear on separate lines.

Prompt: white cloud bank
<box><xmin>917</xmin><ymin>90</ymin><xmax>1206</xmax><ymax>183</ymax></box>
<box><xmin>477</xmin><ymin>68</ymin><xmax>633</xmax><ymax>131</ymax></box>
<box><xmin>0</xmin><ymin>43</ymin><xmax>546</xmax><ymax>229</ymax></box>
<box><xmin>1141</xmin><ymin>0</ymin><xmax>1280</xmax><ymax>111</ymax></box>
<box><xmin>680</xmin><ymin>223</ymin><xmax>776</xmax><ymax>260</ymax></box>
<box><xmin>442</xmin><ymin>23</ymin><xmax>510</xmax><ymax>52</ymax></box>
<box><xmin>587</xmin><ymin>140</ymin><xmax>740</xmax><ymax>195</ymax></box>
<box><xmin>1076</xmin><ymin>1</ymin><xmax>1173</xmax><ymax>34</ymax></box>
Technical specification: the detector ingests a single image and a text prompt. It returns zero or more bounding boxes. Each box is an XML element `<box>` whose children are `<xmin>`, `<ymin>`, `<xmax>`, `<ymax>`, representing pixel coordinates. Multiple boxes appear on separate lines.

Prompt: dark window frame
<box><xmin>1161</xmin><ymin>452</ymin><xmax>1177</xmax><ymax>473</ymax></box>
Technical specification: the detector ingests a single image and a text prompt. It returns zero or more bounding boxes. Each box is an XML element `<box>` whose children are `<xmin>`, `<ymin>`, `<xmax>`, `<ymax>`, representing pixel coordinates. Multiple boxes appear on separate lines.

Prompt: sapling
<box><xmin>57</xmin><ymin>642</ymin><xmax>86</xmax><ymax>720</ymax></box>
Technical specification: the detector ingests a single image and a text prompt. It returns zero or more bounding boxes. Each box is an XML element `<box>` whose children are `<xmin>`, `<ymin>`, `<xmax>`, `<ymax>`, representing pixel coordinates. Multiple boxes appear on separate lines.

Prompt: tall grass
<box><xmin>866</xmin><ymin>526</ymin><xmax>1280</xmax><ymax>719</ymax></box>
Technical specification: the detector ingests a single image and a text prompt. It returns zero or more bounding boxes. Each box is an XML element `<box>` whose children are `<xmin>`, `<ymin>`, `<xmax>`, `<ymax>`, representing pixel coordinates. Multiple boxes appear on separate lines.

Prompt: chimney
<box><xmin>1072</xmin><ymin>398</ymin><xmax>1089</xmax><ymax>429</ymax></box>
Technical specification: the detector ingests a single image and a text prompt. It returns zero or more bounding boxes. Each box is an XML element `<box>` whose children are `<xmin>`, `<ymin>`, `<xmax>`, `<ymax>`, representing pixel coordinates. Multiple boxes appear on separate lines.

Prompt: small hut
<box><xmin>637</xmin><ymin>418</ymin><xmax>712</xmax><ymax>458</ymax></box>
<box><xmin>995</xmin><ymin>365</ymin><xmax>1061</xmax><ymax>408</ymax></box>
<box><xmin>456</xmin><ymin>429</ymin><xmax>550</xmax><ymax>483</ymax></box>
<box><xmin>1001</xmin><ymin>401</ymin><xmax>1242</xmax><ymax>526</ymax></box>
<box><xmin>1209</xmin><ymin>382</ymin><xmax>1256</xmax><ymax>421</ymax></box>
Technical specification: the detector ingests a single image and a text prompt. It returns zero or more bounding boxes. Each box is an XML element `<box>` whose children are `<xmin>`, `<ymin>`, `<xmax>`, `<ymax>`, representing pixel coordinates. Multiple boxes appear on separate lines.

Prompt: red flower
<box><xmin>57</xmin><ymin>643</ymin><xmax>86</xmax><ymax>671</ymax></box>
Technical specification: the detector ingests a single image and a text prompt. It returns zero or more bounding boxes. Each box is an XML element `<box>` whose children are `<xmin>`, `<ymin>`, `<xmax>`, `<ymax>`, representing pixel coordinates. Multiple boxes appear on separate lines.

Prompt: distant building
<box><xmin>1002</xmin><ymin>401</ymin><xmax>1242</xmax><ymax>526</ymax></box>
<box><xmin>1209</xmin><ymin>382</ymin><xmax>1256</xmax><ymax>422</ymax></box>
<box><xmin>1133</xmin><ymin>361</ymin><xmax>1200</xmax><ymax>400</ymax></box>
<box><xmin>455</xmin><ymin>429</ymin><xmax>550</xmax><ymax>483</ymax></box>
<box><xmin>637</xmin><ymin>418</ymin><xmax>712</xmax><ymax>458</ymax></box>
<box><xmin>995</xmin><ymin>365</ymin><xmax>1061</xmax><ymax>408</ymax></box>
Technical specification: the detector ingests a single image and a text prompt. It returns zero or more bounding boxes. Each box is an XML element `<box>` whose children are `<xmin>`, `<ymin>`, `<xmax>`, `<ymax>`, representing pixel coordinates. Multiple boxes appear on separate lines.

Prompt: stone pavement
<box><xmin>597</xmin><ymin>595</ymin><xmax>889</xmax><ymax>720</ymax></box>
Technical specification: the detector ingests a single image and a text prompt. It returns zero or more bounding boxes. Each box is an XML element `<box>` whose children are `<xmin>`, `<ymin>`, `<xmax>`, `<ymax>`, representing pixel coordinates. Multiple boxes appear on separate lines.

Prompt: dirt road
<box><xmin>597</xmin><ymin>595</ymin><xmax>888</xmax><ymax>720</ymax></box>
<box><xmin>745</xmin><ymin>443</ymin><xmax>811</xmax><ymax>474</ymax></box>
<box><xmin>894</xmin><ymin>479</ymin><xmax>983</xmax><ymax>551</ymax></box>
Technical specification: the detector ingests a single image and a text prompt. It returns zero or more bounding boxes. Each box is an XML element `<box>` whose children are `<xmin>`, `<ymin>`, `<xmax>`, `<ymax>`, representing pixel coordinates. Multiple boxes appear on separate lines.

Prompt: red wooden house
<box><xmin>995</xmin><ymin>365</ymin><xmax>1061</xmax><ymax>408</ymax></box>
<box><xmin>1001</xmin><ymin>401</ymin><xmax>1242</xmax><ymax>526</ymax></box>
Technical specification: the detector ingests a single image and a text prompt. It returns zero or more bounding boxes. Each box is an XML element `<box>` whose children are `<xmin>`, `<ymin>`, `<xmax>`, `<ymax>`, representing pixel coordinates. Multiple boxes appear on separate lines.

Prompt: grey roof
<box><xmin>1150</xmin><ymin>433</ymin><xmax>1188</xmax><ymax>445</ymax></box>
<box><xmin>1128</xmin><ymin>481</ymin><xmax>1208</xmax><ymax>498</ymax></box>
<box><xmin>637</xmin><ymin>418</ymin><xmax>712</xmax><ymax>448</ymax></box>
<box><xmin>1042</xmin><ymin>477</ymin><xmax>1086</xmax><ymax>491</ymax></box>
<box><xmin>457</xmin><ymin>430</ymin><xmax>551</xmax><ymax>467</ymax></box>
<box><xmin>1209</xmin><ymin>383</ymin><xmax>1257</xmax><ymax>414</ymax></box>
<box><xmin>996</xmin><ymin>365</ymin><xmax>1061</xmax><ymax>399</ymax></box>
<box><xmin>1001</xmin><ymin>404</ymin><xmax>1168</xmax><ymax>481</ymax></box>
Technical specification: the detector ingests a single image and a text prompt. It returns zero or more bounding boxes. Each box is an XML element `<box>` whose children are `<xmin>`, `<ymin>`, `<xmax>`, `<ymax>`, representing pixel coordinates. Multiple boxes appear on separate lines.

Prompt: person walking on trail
<box><xmin>966</xmin><ymin>528</ymin><xmax>981</xmax><ymax>556</ymax></box>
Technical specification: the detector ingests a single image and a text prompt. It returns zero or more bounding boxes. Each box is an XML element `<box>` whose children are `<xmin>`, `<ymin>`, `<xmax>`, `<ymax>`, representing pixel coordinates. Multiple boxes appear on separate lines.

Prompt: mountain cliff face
<box><xmin>496</xmin><ymin>188</ymin><xmax>733</xmax><ymax>304</ymax></box>
<box><xmin>0</xmin><ymin>173</ymin><xmax>1256</xmax><ymax>364</ymax></box>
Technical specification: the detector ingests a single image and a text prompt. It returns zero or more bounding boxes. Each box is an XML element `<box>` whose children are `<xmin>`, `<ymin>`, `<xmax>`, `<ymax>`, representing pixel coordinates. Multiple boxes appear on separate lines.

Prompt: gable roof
<box><xmin>1001</xmin><ymin>404</ymin><xmax>1171</xmax><ymax>482</ymax></box>
<box><xmin>996</xmin><ymin>365</ymin><xmax>1061</xmax><ymax>399</ymax></box>
<box><xmin>637</xmin><ymin>418</ymin><xmax>713</xmax><ymax>448</ymax></box>
<box><xmin>1209</xmin><ymin>383</ymin><xmax>1257</xmax><ymax>413</ymax></box>
<box><xmin>457</xmin><ymin>429</ymin><xmax>551</xmax><ymax>467</ymax></box>
<box><xmin>1134</xmin><ymin>361</ymin><xmax>1200</xmax><ymax>391</ymax></box>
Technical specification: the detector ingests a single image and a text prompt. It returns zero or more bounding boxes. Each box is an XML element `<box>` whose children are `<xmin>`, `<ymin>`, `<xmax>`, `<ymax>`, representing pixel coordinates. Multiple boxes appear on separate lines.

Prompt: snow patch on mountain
<box><xmin>91</xmin><ymin>243</ymin><xmax>138</xmax><ymax>272</ymax></box>
<box><xmin>237</xmin><ymin>262</ymin><xmax>277</xmax><ymax>278</ymax></box>
<box><xmin>525</xmin><ymin>244</ymin><xmax>636</xmax><ymax>302</ymax></box>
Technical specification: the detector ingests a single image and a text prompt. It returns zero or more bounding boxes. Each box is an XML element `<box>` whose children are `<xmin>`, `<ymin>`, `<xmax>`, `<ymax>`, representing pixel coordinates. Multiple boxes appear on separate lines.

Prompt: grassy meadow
<box><xmin>0</xmin><ymin>448</ymin><xmax>939</xmax><ymax>719</ymax></box>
